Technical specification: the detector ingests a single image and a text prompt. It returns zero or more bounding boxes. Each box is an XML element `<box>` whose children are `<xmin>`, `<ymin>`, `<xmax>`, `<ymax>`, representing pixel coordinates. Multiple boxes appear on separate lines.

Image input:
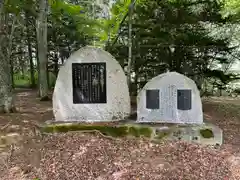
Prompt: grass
<box><xmin>13</xmin><ymin>72</ymin><xmax>56</xmax><ymax>88</ymax></box>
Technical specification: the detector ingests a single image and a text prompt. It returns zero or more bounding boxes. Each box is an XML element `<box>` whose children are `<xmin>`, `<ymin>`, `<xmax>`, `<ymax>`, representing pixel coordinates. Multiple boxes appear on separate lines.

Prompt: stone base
<box><xmin>119</xmin><ymin>121</ymin><xmax>223</xmax><ymax>146</ymax></box>
<box><xmin>41</xmin><ymin>120</ymin><xmax>223</xmax><ymax>146</ymax></box>
<box><xmin>154</xmin><ymin>123</ymin><xmax>223</xmax><ymax>146</ymax></box>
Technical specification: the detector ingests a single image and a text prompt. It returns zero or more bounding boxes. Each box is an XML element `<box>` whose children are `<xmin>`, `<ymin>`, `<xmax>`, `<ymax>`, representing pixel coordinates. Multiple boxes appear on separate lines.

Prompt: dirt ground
<box><xmin>0</xmin><ymin>89</ymin><xmax>239</xmax><ymax>180</ymax></box>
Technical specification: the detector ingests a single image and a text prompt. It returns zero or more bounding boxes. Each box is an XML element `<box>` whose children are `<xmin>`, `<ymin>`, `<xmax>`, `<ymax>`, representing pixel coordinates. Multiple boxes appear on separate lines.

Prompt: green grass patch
<box><xmin>13</xmin><ymin>72</ymin><xmax>57</xmax><ymax>88</ymax></box>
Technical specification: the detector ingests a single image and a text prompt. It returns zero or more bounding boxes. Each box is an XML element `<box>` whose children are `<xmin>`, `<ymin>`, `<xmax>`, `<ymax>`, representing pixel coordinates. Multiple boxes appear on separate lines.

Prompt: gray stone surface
<box><xmin>53</xmin><ymin>46</ymin><xmax>131</xmax><ymax>122</ymax></box>
<box><xmin>121</xmin><ymin>121</ymin><xmax>223</xmax><ymax>146</ymax></box>
<box><xmin>137</xmin><ymin>72</ymin><xmax>203</xmax><ymax>124</ymax></box>
<box><xmin>165</xmin><ymin>123</ymin><xmax>223</xmax><ymax>146</ymax></box>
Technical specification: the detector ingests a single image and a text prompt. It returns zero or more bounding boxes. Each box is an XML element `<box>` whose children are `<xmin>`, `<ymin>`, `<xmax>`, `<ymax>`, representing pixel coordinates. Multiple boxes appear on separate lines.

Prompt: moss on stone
<box><xmin>155</xmin><ymin>130</ymin><xmax>171</xmax><ymax>139</ymax></box>
<box><xmin>111</xmin><ymin>125</ymin><xmax>153</xmax><ymax>138</ymax></box>
<box><xmin>138</xmin><ymin>127</ymin><xmax>153</xmax><ymax>138</ymax></box>
<box><xmin>128</xmin><ymin>126</ymin><xmax>141</xmax><ymax>137</ymax></box>
<box><xmin>42</xmin><ymin>123</ymin><xmax>130</xmax><ymax>137</ymax></box>
<box><xmin>199</xmin><ymin>128</ymin><xmax>214</xmax><ymax>138</ymax></box>
<box><xmin>41</xmin><ymin>123</ymin><xmax>154</xmax><ymax>139</ymax></box>
<box><xmin>97</xmin><ymin>126</ymin><xmax>129</xmax><ymax>137</ymax></box>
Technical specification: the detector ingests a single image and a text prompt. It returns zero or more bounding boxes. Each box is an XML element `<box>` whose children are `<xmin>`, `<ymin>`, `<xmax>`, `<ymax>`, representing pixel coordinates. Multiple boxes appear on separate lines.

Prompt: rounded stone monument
<box><xmin>137</xmin><ymin>72</ymin><xmax>203</xmax><ymax>124</ymax></box>
<box><xmin>53</xmin><ymin>46</ymin><xmax>131</xmax><ymax>122</ymax></box>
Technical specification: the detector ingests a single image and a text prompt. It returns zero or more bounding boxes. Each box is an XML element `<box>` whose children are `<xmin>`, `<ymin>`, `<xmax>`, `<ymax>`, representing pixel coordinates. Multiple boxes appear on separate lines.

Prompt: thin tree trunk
<box><xmin>54</xmin><ymin>52</ymin><xmax>58</xmax><ymax>76</ymax></box>
<box><xmin>52</xmin><ymin>32</ymin><xmax>59</xmax><ymax>77</ymax></box>
<box><xmin>20</xmin><ymin>47</ymin><xmax>25</xmax><ymax>79</ymax></box>
<box><xmin>35</xmin><ymin>31</ymin><xmax>40</xmax><ymax>95</ymax></box>
<box><xmin>212</xmin><ymin>84</ymin><xmax>214</xmax><ymax>95</ymax></box>
<box><xmin>126</xmin><ymin>0</ymin><xmax>134</xmax><ymax>88</ymax></box>
<box><xmin>133</xmin><ymin>35</ymin><xmax>140</xmax><ymax>96</ymax></box>
<box><xmin>67</xmin><ymin>41</ymin><xmax>71</xmax><ymax>56</ymax></box>
<box><xmin>10</xmin><ymin>51</ymin><xmax>14</xmax><ymax>89</ymax></box>
<box><xmin>60</xmin><ymin>55</ymin><xmax>64</xmax><ymax>64</ymax></box>
<box><xmin>36</xmin><ymin>0</ymin><xmax>49</xmax><ymax>101</ymax></box>
<box><xmin>10</xmin><ymin>58</ymin><xmax>14</xmax><ymax>89</ymax></box>
<box><xmin>26</xmin><ymin>11</ymin><xmax>36</xmax><ymax>88</ymax></box>
<box><xmin>47</xmin><ymin>65</ymin><xmax>50</xmax><ymax>88</ymax></box>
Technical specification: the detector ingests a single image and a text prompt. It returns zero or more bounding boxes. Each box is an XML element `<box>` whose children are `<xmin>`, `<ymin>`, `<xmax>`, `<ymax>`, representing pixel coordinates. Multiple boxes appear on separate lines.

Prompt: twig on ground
<box><xmin>1</xmin><ymin>121</ymin><xmax>12</xmax><ymax>131</ymax></box>
<box><xmin>79</xmin><ymin>130</ymin><xmax>120</xmax><ymax>141</ymax></box>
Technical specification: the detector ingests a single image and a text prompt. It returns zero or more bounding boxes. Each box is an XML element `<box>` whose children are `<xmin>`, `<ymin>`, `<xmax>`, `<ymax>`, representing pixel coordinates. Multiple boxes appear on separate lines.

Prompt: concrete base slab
<box><xmin>42</xmin><ymin>120</ymin><xmax>223</xmax><ymax>146</ymax></box>
<box><xmin>160</xmin><ymin>123</ymin><xmax>223</xmax><ymax>146</ymax></box>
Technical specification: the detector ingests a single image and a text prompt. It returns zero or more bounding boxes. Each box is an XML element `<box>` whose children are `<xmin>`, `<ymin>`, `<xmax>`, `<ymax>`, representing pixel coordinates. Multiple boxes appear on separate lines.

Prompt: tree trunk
<box><xmin>35</xmin><ymin>30</ymin><xmax>40</xmax><ymax>95</ymax></box>
<box><xmin>20</xmin><ymin>49</ymin><xmax>25</xmax><ymax>79</ymax></box>
<box><xmin>26</xmin><ymin>11</ymin><xmax>36</xmax><ymax>88</ymax></box>
<box><xmin>54</xmin><ymin>52</ymin><xmax>59</xmax><ymax>76</ymax></box>
<box><xmin>10</xmin><ymin>56</ymin><xmax>14</xmax><ymax>89</ymax></box>
<box><xmin>126</xmin><ymin>0</ymin><xmax>134</xmax><ymax>88</ymax></box>
<box><xmin>47</xmin><ymin>66</ymin><xmax>50</xmax><ymax>88</ymax></box>
<box><xmin>52</xmin><ymin>31</ymin><xmax>59</xmax><ymax>76</ymax></box>
<box><xmin>0</xmin><ymin>4</ymin><xmax>16</xmax><ymax>113</ymax></box>
<box><xmin>36</xmin><ymin>0</ymin><xmax>49</xmax><ymax>101</ymax></box>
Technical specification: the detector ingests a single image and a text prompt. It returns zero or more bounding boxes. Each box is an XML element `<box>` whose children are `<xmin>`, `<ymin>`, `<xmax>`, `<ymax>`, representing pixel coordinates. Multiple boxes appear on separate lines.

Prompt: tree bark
<box><xmin>36</xmin><ymin>0</ymin><xmax>49</xmax><ymax>101</ymax></box>
<box><xmin>0</xmin><ymin>3</ymin><xmax>16</xmax><ymax>113</ymax></box>
<box><xmin>20</xmin><ymin>47</ymin><xmax>25</xmax><ymax>79</ymax></box>
<box><xmin>26</xmin><ymin>11</ymin><xmax>36</xmax><ymax>88</ymax></box>
<box><xmin>127</xmin><ymin>0</ymin><xmax>134</xmax><ymax>88</ymax></box>
<box><xmin>35</xmin><ymin>29</ymin><xmax>40</xmax><ymax>95</ymax></box>
<box><xmin>54</xmin><ymin>52</ymin><xmax>59</xmax><ymax>77</ymax></box>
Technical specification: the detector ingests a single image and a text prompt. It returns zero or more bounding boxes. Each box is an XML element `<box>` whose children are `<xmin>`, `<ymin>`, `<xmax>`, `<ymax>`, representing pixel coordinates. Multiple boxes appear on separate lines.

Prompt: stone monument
<box><xmin>53</xmin><ymin>46</ymin><xmax>131</xmax><ymax>122</ymax></box>
<box><xmin>137</xmin><ymin>72</ymin><xmax>203</xmax><ymax>124</ymax></box>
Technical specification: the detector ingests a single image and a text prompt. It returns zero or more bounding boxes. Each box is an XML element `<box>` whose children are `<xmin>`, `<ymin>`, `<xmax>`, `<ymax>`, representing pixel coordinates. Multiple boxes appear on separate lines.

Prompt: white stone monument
<box><xmin>137</xmin><ymin>72</ymin><xmax>203</xmax><ymax>124</ymax></box>
<box><xmin>53</xmin><ymin>46</ymin><xmax>131</xmax><ymax>122</ymax></box>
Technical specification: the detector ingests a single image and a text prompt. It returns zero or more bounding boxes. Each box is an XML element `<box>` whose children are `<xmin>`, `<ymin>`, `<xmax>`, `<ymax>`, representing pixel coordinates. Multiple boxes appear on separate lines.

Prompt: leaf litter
<box><xmin>0</xmin><ymin>90</ymin><xmax>239</xmax><ymax>180</ymax></box>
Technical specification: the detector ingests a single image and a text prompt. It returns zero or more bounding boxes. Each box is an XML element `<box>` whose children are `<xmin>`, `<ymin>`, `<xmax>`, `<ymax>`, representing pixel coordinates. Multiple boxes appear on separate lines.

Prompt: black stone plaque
<box><xmin>146</xmin><ymin>89</ymin><xmax>159</xmax><ymax>109</ymax></box>
<box><xmin>177</xmin><ymin>89</ymin><xmax>192</xmax><ymax>110</ymax></box>
<box><xmin>72</xmin><ymin>63</ymin><xmax>107</xmax><ymax>104</ymax></box>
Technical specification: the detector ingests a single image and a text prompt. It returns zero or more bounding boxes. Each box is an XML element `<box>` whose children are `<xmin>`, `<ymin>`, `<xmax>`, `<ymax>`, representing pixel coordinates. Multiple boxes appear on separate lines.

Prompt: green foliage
<box><xmin>233</xmin><ymin>88</ymin><xmax>240</xmax><ymax>94</ymax></box>
<box><xmin>4</xmin><ymin>0</ymin><xmax>24</xmax><ymax>14</ymax></box>
<box><xmin>48</xmin><ymin>0</ymin><xmax>95</xmax><ymax>47</ymax></box>
<box><xmin>108</xmin><ymin>0</ymin><xmax>235</xmax><ymax>91</ymax></box>
<box><xmin>96</xmin><ymin>0</ymin><xmax>132</xmax><ymax>46</ymax></box>
<box><xmin>50</xmin><ymin>0</ymin><xmax>101</xmax><ymax>35</ymax></box>
<box><xmin>3</xmin><ymin>0</ymin><xmax>240</xmax><ymax>97</ymax></box>
<box><xmin>222</xmin><ymin>0</ymin><xmax>240</xmax><ymax>20</ymax></box>
<box><xmin>204</xmin><ymin>69</ymin><xmax>240</xmax><ymax>85</ymax></box>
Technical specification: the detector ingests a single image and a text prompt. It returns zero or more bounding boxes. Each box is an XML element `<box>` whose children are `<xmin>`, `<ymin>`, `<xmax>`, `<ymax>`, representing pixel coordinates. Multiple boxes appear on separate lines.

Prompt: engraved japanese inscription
<box><xmin>72</xmin><ymin>62</ymin><xmax>107</xmax><ymax>104</ymax></box>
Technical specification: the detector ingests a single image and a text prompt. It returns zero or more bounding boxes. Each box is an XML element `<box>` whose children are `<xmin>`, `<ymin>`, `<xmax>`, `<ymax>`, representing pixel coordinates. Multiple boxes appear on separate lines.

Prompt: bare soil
<box><xmin>0</xmin><ymin>89</ymin><xmax>239</xmax><ymax>180</ymax></box>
